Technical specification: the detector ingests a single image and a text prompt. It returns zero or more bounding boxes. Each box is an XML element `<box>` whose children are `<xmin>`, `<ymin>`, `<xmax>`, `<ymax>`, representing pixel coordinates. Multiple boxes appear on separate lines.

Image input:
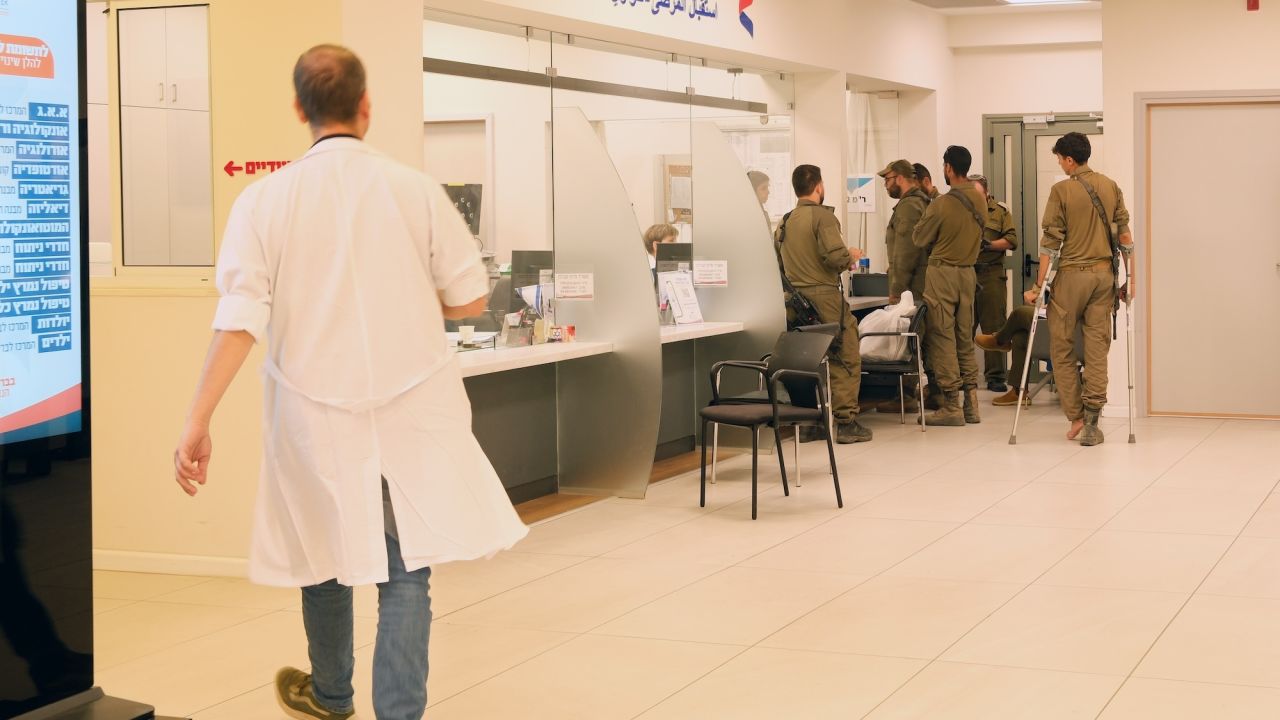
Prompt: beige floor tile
<box><xmin>593</xmin><ymin>566</ymin><xmax>866</xmax><ymax>645</ymax></box>
<box><xmin>152</xmin><ymin>576</ymin><xmax>299</xmax><ymax>610</ymax></box>
<box><xmin>429</xmin><ymin>552</ymin><xmax>586</xmax><ymax>617</ymax></box>
<box><xmin>1243</xmin><ymin>493</ymin><xmax>1280</xmax><ymax>539</ymax></box>
<box><xmin>739</xmin><ymin>516</ymin><xmax>958</xmax><ymax>576</ymax></box>
<box><xmin>439</xmin><ymin>556</ymin><xmax>721</xmax><ymax>633</ymax></box>
<box><xmin>97</xmin><ymin>610</ymin><xmax>375</xmax><ymax>718</ymax></box>
<box><xmin>864</xmin><ymin>661</ymin><xmax>1123</xmax><ymax>720</ymax></box>
<box><xmin>943</xmin><ymin>585</ymin><xmax>1187</xmax><ymax>675</ymax></box>
<box><xmin>426</xmin><ymin>634</ymin><xmax>741</xmax><ymax>720</ymax></box>
<box><xmin>849</xmin><ymin>478</ymin><xmax>1027</xmax><ymax>523</ymax></box>
<box><xmin>602</xmin><ymin>502</ymin><xmax>840</xmax><ymax>566</ymax></box>
<box><xmin>1099</xmin><ymin>678</ymin><xmax>1280</xmax><ymax>719</ymax></box>
<box><xmin>1105</xmin><ymin>484</ymin><xmax>1272</xmax><ymax>536</ymax></box>
<box><xmin>1200</xmin><ymin>537</ymin><xmax>1280</xmax><ymax>600</ymax></box>
<box><xmin>884</xmin><ymin>524</ymin><xmax>1090</xmax><ymax>584</ymax></box>
<box><xmin>614</xmin><ymin>472</ymin><xmax>758</xmax><ymax>511</ymax></box>
<box><xmin>93</xmin><ymin>597</ymin><xmax>136</xmax><ymax>614</ymax></box>
<box><xmin>761</xmin><ymin>576</ymin><xmax>1021</xmax><ymax>659</ymax></box>
<box><xmin>92</xmin><ymin>570</ymin><xmax>213</xmax><ymax>600</ymax></box>
<box><xmin>190</xmin><ymin>687</ymin><xmax>280</xmax><ymax>720</ymax></box>
<box><xmin>973</xmin><ymin>482</ymin><xmax>1147</xmax><ymax>529</ymax></box>
<box><xmin>1136</xmin><ymin>594</ymin><xmax>1280</xmax><ymax>688</ymax></box>
<box><xmin>637</xmin><ymin>648</ymin><xmax>925</xmax><ymax>719</ymax></box>
<box><xmin>1038</xmin><ymin>530</ymin><xmax>1232</xmax><ymax>593</ymax></box>
<box><xmin>513</xmin><ymin>503</ymin><xmax>705</xmax><ymax>557</ymax></box>
<box><xmin>94</xmin><ymin>601</ymin><xmax>273</xmax><ymax>670</ymax></box>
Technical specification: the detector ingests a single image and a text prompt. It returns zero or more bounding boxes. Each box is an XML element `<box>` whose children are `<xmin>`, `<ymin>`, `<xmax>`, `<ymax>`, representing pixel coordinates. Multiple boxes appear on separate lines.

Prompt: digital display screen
<box><xmin>0</xmin><ymin>0</ymin><xmax>84</xmax><ymax>445</ymax></box>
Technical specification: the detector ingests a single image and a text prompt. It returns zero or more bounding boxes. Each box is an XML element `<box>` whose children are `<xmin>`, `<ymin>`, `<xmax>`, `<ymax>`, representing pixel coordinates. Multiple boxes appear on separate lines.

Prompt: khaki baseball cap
<box><xmin>877</xmin><ymin>159</ymin><xmax>915</xmax><ymax>179</ymax></box>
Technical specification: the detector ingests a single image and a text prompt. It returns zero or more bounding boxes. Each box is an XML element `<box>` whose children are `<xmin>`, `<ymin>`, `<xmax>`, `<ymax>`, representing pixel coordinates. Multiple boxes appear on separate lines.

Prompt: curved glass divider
<box><xmin>552</xmin><ymin>107</ymin><xmax>662</xmax><ymax>499</ymax></box>
<box><xmin>690</xmin><ymin>121</ymin><xmax>788</xmax><ymax>447</ymax></box>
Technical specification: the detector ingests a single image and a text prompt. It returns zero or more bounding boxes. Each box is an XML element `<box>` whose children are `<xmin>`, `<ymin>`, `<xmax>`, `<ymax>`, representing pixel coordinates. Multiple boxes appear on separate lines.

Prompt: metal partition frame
<box><xmin>690</xmin><ymin>121</ymin><xmax>788</xmax><ymax>446</ymax></box>
<box><xmin>552</xmin><ymin>107</ymin><xmax>662</xmax><ymax>499</ymax></box>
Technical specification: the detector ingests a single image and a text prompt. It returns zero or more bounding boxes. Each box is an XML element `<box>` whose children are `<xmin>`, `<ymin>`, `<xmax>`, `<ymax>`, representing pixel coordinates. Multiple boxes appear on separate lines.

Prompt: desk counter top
<box><xmin>659</xmin><ymin>321</ymin><xmax>746</xmax><ymax>344</ymax></box>
<box><xmin>457</xmin><ymin>341</ymin><xmax>615</xmax><ymax>378</ymax></box>
<box><xmin>849</xmin><ymin>296</ymin><xmax>891</xmax><ymax>312</ymax></box>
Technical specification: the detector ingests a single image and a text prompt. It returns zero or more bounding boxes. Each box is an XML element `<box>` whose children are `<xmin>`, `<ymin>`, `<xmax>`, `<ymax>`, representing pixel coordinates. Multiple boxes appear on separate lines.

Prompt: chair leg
<box><xmin>709</xmin><ymin>423</ymin><xmax>720</xmax><ymax>484</ymax></box>
<box><xmin>898</xmin><ymin>376</ymin><xmax>906</xmax><ymax>425</ymax></box>
<box><xmin>825</xmin><ymin>415</ymin><xmax>843</xmax><ymax>509</ymax></box>
<box><xmin>751</xmin><ymin>425</ymin><xmax>759</xmax><ymax>520</ymax></box>
<box><xmin>773</xmin><ymin>425</ymin><xmax>790</xmax><ymax>497</ymax></box>
<box><xmin>699</xmin><ymin>419</ymin><xmax>709</xmax><ymax>508</ymax></box>
<box><xmin>916</xmin><ymin>357</ymin><xmax>927</xmax><ymax>433</ymax></box>
<box><xmin>793</xmin><ymin>428</ymin><xmax>802</xmax><ymax>488</ymax></box>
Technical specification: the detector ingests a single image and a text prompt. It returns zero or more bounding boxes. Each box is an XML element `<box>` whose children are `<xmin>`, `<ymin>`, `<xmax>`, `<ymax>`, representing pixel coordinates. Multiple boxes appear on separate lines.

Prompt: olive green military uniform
<box><xmin>974</xmin><ymin>197</ymin><xmax>1018</xmax><ymax>385</ymax></box>
<box><xmin>912</xmin><ymin>180</ymin><xmax>985</xmax><ymax>395</ymax></box>
<box><xmin>778</xmin><ymin>200</ymin><xmax>860</xmax><ymax>421</ymax></box>
<box><xmin>1041</xmin><ymin>165</ymin><xmax>1130</xmax><ymax>422</ymax></box>
<box><xmin>886</xmin><ymin>187</ymin><xmax>932</xmax><ymax>301</ymax></box>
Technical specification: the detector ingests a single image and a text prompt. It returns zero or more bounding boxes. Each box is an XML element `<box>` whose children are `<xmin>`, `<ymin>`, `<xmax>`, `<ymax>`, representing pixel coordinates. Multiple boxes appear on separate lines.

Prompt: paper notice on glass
<box><xmin>657</xmin><ymin>271</ymin><xmax>703</xmax><ymax>324</ymax></box>
<box><xmin>693</xmin><ymin>260</ymin><xmax>728</xmax><ymax>287</ymax></box>
<box><xmin>555</xmin><ymin>272</ymin><xmax>594</xmax><ymax>299</ymax></box>
<box><xmin>670</xmin><ymin>176</ymin><xmax>693</xmax><ymax>210</ymax></box>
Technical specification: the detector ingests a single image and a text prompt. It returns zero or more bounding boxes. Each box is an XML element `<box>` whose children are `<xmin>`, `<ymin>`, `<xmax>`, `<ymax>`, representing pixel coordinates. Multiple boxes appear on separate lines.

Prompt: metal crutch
<box><xmin>1121</xmin><ymin>246</ymin><xmax>1137</xmax><ymax>444</ymax></box>
<box><xmin>1009</xmin><ymin>249</ymin><xmax>1061</xmax><ymax>445</ymax></box>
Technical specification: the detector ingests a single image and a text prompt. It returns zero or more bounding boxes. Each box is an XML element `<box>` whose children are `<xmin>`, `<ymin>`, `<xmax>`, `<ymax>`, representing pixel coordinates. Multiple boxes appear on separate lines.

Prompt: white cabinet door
<box><xmin>117</xmin><ymin>8</ymin><xmax>167</xmax><ymax>109</ymax></box>
<box><xmin>87</xmin><ymin>4</ymin><xmax>110</xmax><ymax>105</ymax></box>
<box><xmin>166</xmin><ymin>110</ymin><xmax>214</xmax><ymax>266</ymax></box>
<box><xmin>164</xmin><ymin>6</ymin><xmax>210</xmax><ymax>112</ymax></box>
<box><xmin>121</xmin><ymin>106</ymin><xmax>171</xmax><ymax>265</ymax></box>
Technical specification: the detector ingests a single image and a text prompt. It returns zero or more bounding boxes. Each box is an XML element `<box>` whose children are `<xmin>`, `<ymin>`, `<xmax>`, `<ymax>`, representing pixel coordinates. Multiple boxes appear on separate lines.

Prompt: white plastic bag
<box><xmin>859</xmin><ymin>291</ymin><xmax>918</xmax><ymax>362</ymax></box>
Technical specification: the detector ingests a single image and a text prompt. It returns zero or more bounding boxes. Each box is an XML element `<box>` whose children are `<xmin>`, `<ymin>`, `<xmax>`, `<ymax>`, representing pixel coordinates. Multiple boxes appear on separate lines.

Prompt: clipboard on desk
<box><xmin>656</xmin><ymin>270</ymin><xmax>703</xmax><ymax>324</ymax></box>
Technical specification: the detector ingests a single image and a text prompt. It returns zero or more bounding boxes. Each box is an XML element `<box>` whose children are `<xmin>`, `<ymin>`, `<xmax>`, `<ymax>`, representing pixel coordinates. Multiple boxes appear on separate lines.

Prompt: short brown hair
<box><xmin>293</xmin><ymin>44</ymin><xmax>366</xmax><ymax>126</ymax></box>
<box><xmin>791</xmin><ymin>165</ymin><xmax>822</xmax><ymax>197</ymax></box>
<box><xmin>643</xmin><ymin>224</ymin><xmax>678</xmax><ymax>255</ymax></box>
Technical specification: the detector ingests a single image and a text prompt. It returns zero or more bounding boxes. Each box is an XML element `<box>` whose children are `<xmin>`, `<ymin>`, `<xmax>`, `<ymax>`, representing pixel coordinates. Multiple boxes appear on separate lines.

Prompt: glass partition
<box><xmin>847</xmin><ymin>89</ymin><xmax>900</xmax><ymax>272</ymax></box>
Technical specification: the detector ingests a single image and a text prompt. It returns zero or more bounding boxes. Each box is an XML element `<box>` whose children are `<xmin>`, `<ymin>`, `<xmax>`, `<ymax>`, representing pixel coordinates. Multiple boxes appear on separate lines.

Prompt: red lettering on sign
<box><xmin>223</xmin><ymin>160</ymin><xmax>289</xmax><ymax>177</ymax></box>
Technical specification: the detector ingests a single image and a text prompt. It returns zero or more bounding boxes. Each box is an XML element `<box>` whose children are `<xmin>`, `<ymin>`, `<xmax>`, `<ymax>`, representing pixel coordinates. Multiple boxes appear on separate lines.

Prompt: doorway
<box><xmin>983</xmin><ymin>113</ymin><xmax>1105</xmax><ymax>303</ymax></box>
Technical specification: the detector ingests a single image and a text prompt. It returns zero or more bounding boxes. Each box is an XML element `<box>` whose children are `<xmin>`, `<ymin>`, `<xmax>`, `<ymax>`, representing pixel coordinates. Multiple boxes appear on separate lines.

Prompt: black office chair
<box><xmin>860</xmin><ymin>303</ymin><xmax>928</xmax><ymax>430</ymax></box>
<box><xmin>699</xmin><ymin>331</ymin><xmax>843</xmax><ymax>519</ymax></box>
<box><xmin>708</xmin><ymin>322</ymin><xmax>839</xmax><ymax>488</ymax></box>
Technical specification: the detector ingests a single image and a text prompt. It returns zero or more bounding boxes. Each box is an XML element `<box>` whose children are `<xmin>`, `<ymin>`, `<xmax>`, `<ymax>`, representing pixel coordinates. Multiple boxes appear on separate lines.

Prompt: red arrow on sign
<box><xmin>224</xmin><ymin>160</ymin><xmax>244</xmax><ymax>177</ymax></box>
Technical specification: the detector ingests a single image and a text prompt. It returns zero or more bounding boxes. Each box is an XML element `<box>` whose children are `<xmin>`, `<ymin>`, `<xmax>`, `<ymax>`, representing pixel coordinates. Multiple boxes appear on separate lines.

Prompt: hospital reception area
<box><xmin>2</xmin><ymin>0</ymin><xmax>1279</xmax><ymax>718</ymax></box>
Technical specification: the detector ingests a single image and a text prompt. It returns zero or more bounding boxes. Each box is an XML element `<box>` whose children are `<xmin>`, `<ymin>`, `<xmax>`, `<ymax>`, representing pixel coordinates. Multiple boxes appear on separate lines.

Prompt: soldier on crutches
<box><xmin>1016</xmin><ymin>132</ymin><xmax>1136</xmax><ymax>446</ymax></box>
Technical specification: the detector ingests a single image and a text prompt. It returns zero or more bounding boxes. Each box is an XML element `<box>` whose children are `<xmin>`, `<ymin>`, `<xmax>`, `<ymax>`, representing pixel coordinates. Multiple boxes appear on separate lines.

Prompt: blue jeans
<box><xmin>301</xmin><ymin>482</ymin><xmax>433</xmax><ymax>720</ymax></box>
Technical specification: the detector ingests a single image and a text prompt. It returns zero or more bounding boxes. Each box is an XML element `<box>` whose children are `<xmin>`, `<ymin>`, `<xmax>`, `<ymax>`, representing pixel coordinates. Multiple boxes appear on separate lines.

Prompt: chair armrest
<box><xmin>709</xmin><ymin>361</ymin><xmax>770</xmax><ymax>403</ymax></box>
<box><xmin>769</xmin><ymin>369</ymin><xmax>826</xmax><ymax>415</ymax></box>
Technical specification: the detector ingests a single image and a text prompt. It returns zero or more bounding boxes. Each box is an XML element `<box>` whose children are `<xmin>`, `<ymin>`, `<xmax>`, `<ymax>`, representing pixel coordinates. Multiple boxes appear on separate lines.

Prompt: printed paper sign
<box><xmin>692</xmin><ymin>260</ymin><xmax>728</xmax><ymax>287</ymax></box>
<box><xmin>657</xmin><ymin>271</ymin><xmax>703</xmax><ymax>324</ymax></box>
<box><xmin>555</xmin><ymin>272</ymin><xmax>594</xmax><ymax>300</ymax></box>
<box><xmin>847</xmin><ymin>175</ymin><xmax>876</xmax><ymax>213</ymax></box>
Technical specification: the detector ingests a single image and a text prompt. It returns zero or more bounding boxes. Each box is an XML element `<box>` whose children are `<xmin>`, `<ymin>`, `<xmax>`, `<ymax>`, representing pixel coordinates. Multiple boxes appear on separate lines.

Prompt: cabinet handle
<box><xmin>158</xmin><ymin>82</ymin><xmax>165</xmax><ymax>102</ymax></box>
<box><xmin>172</xmin><ymin>83</ymin><xmax>178</xmax><ymax>104</ymax></box>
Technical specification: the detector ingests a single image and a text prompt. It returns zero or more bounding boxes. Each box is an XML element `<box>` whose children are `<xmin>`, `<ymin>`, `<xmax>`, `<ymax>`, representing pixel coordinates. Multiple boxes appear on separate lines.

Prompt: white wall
<box><xmin>1104</xmin><ymin>0</ymin><xmax>1280</xmax><ymax>417</ymax></box>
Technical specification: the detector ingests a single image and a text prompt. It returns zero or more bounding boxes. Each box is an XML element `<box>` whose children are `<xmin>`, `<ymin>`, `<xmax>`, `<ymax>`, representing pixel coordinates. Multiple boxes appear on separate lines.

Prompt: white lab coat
<box><xmin>213</xmin><ymin>137</ymin><xmax>527</xmax><ymax>587</ymax></box>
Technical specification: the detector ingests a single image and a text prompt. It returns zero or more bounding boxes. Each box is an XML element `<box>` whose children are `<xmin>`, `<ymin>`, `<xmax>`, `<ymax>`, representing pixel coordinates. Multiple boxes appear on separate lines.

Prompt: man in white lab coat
<box><xmin>173</xmin><ymin>45</ymin><xmax>527</xmax><ymax>720</ymax></box>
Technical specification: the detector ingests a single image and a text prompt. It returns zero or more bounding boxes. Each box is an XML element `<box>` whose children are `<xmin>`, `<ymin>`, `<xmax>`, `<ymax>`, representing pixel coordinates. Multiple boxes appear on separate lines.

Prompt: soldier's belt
<box><xmin>927</xmin><ymin>259</ymin><xmax>974</xmax><ymax>268</ymax></box>
<box><xmin>1058</xmin><ymin>260</ymin><xmax>1112</xmax><ymax>272</ymax></box>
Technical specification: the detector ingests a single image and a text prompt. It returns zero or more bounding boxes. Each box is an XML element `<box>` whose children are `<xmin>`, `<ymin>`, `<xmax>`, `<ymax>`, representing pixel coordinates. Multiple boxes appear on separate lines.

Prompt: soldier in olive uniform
<box><xmin>911</xmin><ymin>146</ymin><xmax>986</xmax><ymax>426</ymax></box>
<box><xmin>968</xmin><ymin>174</ymin><xmax>1018</xmax><ymax>394</ymax></box>
<box><xmin>1027</xmin><ymin>132</ymin><xmax>1133</xmax><ymax>446</ymax></box>
<box><xmin>875</xmin><ymin>159</ymin><xmax>932</xmax><ymax>413</ymax></box>
<box><xmin>777</xmin><ymin>164</ymin><xmax>873</xmax><ymax>443</ymax></box>
<box><xmin>914</xmin><ymin>162</ymin><xmax>940</xmax><ymax>201</ymax></box>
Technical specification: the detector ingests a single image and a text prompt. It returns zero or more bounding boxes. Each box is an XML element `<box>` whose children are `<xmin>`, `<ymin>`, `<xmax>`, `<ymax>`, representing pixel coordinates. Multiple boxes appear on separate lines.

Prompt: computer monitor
<box><xmin>655</xmin><ymin>242</ymin><xmax>693</xmax><ymax>274</ymax></box>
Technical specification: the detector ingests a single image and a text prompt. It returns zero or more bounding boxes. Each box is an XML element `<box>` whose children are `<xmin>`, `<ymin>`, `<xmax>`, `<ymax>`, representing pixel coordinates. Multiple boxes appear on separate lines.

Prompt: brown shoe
<box><xmin>975</xmin><ymin>333</ymin><xmax>1012</xmax><ymax>352</ymax></box>
<box><xmin>992</xmin><ymin>389</ymin><xmax>1030</xmax><ymax>407</ymax></box>
<box><xmin>876</xmin><ymin>395</ymin><xmax>920</xmax><ymax>413</ymax></box>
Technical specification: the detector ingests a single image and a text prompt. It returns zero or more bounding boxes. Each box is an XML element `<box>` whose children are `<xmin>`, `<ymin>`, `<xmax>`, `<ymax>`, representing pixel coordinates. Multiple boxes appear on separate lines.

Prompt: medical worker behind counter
<box><xmin>173</xmin><ymin>45</ymin><xmax>527</xmax><ymax>720</ymax></box>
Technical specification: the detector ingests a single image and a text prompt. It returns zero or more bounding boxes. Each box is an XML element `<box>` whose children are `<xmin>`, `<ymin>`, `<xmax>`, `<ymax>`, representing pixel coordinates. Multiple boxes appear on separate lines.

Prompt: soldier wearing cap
<box><xmin>914</xmin><ymin>162</ymin><xmax>940</xmax><ymax>201</ymax></box>
<box><xmin>1027</xmin><ymin>131</ymin><xmax>1133</xmax><ymax>446</ymax></box>
<box><xmin>967</xmin><ymin>173</ymin><xmax>1018</xmax><ymax>395</ymax></box>
<box><xmin>911</xmin><ymin>146</ymin><xmax>987</xmax><ymax>426</ymax></box>
<box><xmin>876</xmin><ymin>159</ymin><xmax>933</xmax><ymax>413</ymax></box>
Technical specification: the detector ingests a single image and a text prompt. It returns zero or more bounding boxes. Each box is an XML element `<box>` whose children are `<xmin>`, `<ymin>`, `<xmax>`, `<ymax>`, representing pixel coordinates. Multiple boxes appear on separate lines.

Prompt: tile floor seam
<box><xmin>1091</xmin><ymin>473</ymin><xmax>1280</xmax><ymax>719</ymax></box>
<box><xmin>186</xmin><ymin>680</ymin><xmax>275</xmax><ymax>718</ymax></box>
<box><xmin>855</xmin><ymin>425</ymin><xmax>1211</xmax><ymax>720</ymax></box>
<box><xmin>412</xmin><ymin>630</ymin><xmax>582</xmax><ymax>710</ymax></box>
<box><xmin>626</xmin><ymin>644</ymin><xmax>757</xmax><ymax>720</ymax></box>
<box><xmin>423</xmin><ymin>555</ymin><xmax>597</xmax><ymax>620</ymax></box>
<box><xmin>92</xmin><ymin>606</ymin><xmax>286</xmax><ymax>673</ymax></box>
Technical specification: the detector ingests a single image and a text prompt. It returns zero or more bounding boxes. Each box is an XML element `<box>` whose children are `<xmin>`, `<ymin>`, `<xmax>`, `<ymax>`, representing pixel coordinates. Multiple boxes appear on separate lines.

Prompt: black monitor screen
<box><xmin>655</xmin><ymin>242</ymin><xmax>692</xmax><ymax>274</ymax></box>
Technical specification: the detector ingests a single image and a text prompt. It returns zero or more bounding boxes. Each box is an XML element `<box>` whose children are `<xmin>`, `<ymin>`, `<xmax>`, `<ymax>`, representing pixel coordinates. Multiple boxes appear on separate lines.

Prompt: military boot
<box><xmin>963</xmin><ymin>388</ymin><xmax>981</xmax><ymax>424</ymax></box>
<box><xmin>1079</xmin><ymin>405</ymin><xmax>1105</xmax><ymax>446</ymax></box>
<box><xmin>919</xmin><ymin>391</ymin><xmax>964</xmax><ymax>427</ymax></box>
<box><xmin>924</xmin><ymin>386</ymin><xmax>942</xmax><ymax>411</ymax></box>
